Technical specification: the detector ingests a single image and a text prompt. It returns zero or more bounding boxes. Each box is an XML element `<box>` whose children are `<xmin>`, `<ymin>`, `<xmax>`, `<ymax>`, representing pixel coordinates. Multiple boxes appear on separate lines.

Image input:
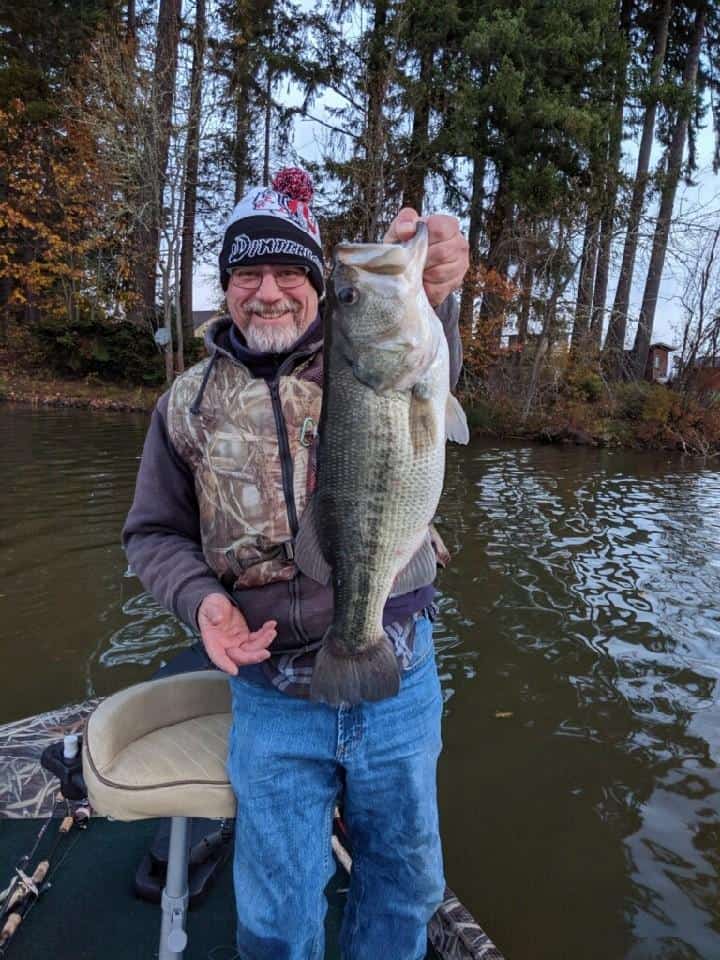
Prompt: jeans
<box><xmin>226</xmin><ymin>615</ymin><xmax>445</xmax><ymax>960</ymax></box>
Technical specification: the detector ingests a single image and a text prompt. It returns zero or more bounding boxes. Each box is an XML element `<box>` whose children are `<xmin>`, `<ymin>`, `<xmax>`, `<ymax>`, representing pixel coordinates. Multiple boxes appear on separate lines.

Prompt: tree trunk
<box><xmin>0</xmin><ymin>161</ymin><xmax>11</xmax><ymax>344</ymax></box>
<box><xmin>591</xmin><ymin>0</ymin><xmax>633</xmax><ymax>351</ymax></box>
<box><xmin>136</xmin><ymin>0</ymin><xmax>181</xmax><ymax>324</ymax></box>
<box><xmin>234</xmin><ymin>99</ymin><xmax>252</xmax><ymax>202</ymax></box>
<box><xmin>180</xmin><ymin>0</ymin><xmax>206</xmax><ymax>345</ymax></box>
<box><xmin>402</xmin><ymin>47</ymin><xmax>432</xmax><ymax>213</ymax></box>
<box><xmin>591</xmin><ymin>196</ymin><xmax>615</xmax><ymax>350</ymax></box>
<box><xmin>127</xmin><ymin>0</ymin><xmax>136</xmax><ymax>38</ymax></box>
<box><xmin>571</xmin><ymin>210</ymin><xmax>599</xmax><ymax>353</ymax></box>
<box><xmin>631</xmin><ymin>3</ymin><xmax>706</xmax><ymax>379</ymax></box>
<box><xmin>517</xmin><ymin>260</ymin><xmax>534</xmax><ymax>347</ymax></box>
<box><xmin>603</xmin><ymin>0</ymin><xmax>673</xmax><ymax>377</ymax></box>
<box><xmin>174</xmin><ymin>227</ymin><xmax>184</xmax><ymax>375</ymax></box>
<box><xmin>459</xmin><ymin>149</ymin><xmax>485</xmax><ymax>329</ymax></box>
<box><xmin>477</xmin><ymin>173</ymin><xmax>512</xmax><ymax>343</ymax></box>
<box><xmin>262</xmin><ymin>66</ymin><xmax>272</xmax><ymax>186</ymax></box>
<box><xmin>363</xmin><ymin>0</ymin><xmax>391</xmax><ymax>240</ymax></box>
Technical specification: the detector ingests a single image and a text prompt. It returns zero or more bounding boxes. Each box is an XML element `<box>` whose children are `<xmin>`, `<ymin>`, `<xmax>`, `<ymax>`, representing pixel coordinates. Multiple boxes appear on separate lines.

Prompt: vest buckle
<box><xmin>299</xmin><ymin>416</ymin><xmax>316</xmax><ymax>447</ymax></box>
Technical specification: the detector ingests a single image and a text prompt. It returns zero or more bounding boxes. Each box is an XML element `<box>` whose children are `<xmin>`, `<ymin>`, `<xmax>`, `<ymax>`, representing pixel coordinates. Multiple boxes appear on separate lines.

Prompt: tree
<box><xmin>630</xmin><ymin>0</ymin><xmax>707</xmax><ymax>378</ymax></box>
<box><xmin>132</xmin><ymin>0</ymin><xmax>182</xmax><ymax>325</ymax></box>
<box><xmin>180</xmin><ymin>0</ymin><xmax>207</xmax><ymax>347</ymax></box>
<box><xmin>603</xmin><ymin>0</ymin><xmax>674</xmax><ymax>377</ymax></box>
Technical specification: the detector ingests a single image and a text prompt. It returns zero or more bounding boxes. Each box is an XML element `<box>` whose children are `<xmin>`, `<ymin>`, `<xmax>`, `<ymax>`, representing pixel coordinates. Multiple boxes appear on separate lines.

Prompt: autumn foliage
<box><xmin>0</xmin><ymin>100</ymin><xmax>108</xmax><ymax>326</ymax></box>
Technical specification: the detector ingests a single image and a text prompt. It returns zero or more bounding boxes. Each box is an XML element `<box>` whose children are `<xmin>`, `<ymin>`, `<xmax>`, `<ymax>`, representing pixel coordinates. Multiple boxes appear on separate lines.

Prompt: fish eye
<box><xmin>337</xmin><ymin>286</ymin><xmax>359</xmax><ymax>305</ymax></box>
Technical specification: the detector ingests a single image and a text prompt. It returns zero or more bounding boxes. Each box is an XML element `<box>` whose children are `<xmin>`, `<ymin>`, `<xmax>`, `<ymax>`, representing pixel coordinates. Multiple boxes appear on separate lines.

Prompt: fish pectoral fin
<box><xmin>389</xmin><ymin>531</ymin><xmax>438</xmax><ymax>596</ymax></box>
<box><xmin>294</xmin><ymin>496</ymin><xmax>332</xmax><ymax>585</ymax></box>
<box><xmin>446</xmin><ymin>393</ymin><xmax>470</xmax><ymax>444</ymax></box>
<box><xmin>412</xmin><ymin>378</ymin><xmax>433</xmax><ymax>401</ymax></box>
<box><xmin>409</xmin><ymin>394</ymin><xmax>438</xmax><ymax>454</ymax></box>
<box><xmin>429</xmin><ymin>522</ymin><xmax>451</xmax><ymax>567</ymax></box>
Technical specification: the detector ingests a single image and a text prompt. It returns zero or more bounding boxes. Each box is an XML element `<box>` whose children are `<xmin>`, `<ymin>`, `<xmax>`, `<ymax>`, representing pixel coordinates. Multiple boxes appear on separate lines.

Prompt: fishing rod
<box><xmin>0</xmin><ymin>734</ymin><xmax>91</xmax><ymax>956</ymax></box>
<box><xmin>0</xmin><ymin>799</ymin><xmax>90</xmax><ymax>955</ymax></box>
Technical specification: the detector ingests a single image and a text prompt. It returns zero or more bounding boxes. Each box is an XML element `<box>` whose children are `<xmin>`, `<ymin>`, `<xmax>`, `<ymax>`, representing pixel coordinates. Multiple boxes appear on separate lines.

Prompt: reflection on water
<box><xmin>98</xmin><ymin>584</ymin><xmax>195</xmax><ymax>669</ymax></box>
<box><xmin>1</xmin><ymin>406</ymin><xmax>719</xmax><ymax>959</ymax></box>
<box><xmin>435</xmin><ymin>445</ymin><xmax>720</xmax><ymax>959</ymax></box>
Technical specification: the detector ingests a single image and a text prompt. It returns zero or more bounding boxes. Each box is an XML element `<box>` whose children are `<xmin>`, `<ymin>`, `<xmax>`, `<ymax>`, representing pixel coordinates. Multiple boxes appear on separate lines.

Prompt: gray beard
<box><xmin>243</xmin><ymin>320</ymin><xmax>303</xmax><ymax>353</ymax></box>
<box><xmin>238</xmin><ymin>297</ymin><xmax>307</xmax><ymax>353</ymax></box>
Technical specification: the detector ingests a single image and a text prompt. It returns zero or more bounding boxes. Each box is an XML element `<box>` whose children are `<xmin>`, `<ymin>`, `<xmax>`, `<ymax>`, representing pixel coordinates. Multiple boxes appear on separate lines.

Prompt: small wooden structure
<box><xmin>645</xmin><ymin>342</ymin><xmax>676</xmax><ymax>382</ymax></box>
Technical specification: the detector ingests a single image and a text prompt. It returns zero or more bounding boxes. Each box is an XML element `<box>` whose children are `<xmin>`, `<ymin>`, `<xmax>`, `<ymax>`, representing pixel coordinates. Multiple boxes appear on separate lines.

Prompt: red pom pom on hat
<box><xmin>272</xmin><ymin>167</ymin><xmax>314</xmax><ymax>203</ymax></box>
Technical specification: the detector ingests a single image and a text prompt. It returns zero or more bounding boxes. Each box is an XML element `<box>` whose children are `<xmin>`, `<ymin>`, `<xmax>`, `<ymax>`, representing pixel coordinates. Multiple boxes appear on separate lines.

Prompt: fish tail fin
<box><xmin>310</xmin><ymin>632</ymin><xmax>400</xmax><ymax>706</ymax></box>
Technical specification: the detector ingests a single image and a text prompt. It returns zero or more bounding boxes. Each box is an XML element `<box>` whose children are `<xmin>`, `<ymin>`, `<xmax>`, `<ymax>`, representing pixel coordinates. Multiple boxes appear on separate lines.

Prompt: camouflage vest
<box><xmin>167</xmin><ymin>349</ymin><xmax>322</xmax><ymax>591</ymax></box>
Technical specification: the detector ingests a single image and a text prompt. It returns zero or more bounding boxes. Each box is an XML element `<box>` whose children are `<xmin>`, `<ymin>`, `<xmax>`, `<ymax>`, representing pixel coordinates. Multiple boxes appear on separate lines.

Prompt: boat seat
<box><xmin>83</xmin><ymin>670</ymin><xmax>235</xmax><ymax>821</ymax></box>
<box><xmin>82</xmin><ymin>670</ymin><xmax>235</xmax><ymax>959</ymax></box>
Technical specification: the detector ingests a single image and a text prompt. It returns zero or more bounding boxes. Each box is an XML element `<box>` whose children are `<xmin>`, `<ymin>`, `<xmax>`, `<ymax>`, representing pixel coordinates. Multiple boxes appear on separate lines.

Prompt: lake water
<box><xmin>1</xmin><ymin>404</ymin><xmax>719</xmax><ymax>959</ymax></box>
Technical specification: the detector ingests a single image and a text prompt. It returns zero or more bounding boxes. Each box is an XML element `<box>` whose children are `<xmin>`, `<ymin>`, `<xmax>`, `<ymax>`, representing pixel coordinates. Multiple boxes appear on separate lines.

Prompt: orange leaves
<box><xmin>1</xmin><ymin>99</ymin><xmax>110</xmax><ymax>324</ymax></box>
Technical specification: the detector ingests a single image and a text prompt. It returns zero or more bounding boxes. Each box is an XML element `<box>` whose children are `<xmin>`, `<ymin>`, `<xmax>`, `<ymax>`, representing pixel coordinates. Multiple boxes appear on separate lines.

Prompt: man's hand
<box><xmin>197</xmin><ymin>593</ymin><xmax>276</xmax><ymax>675</ymax></box>
<box><xmin>384</xmin><ymin>208</ymin><xmax>469</xmax><ymax>307</ymax></box>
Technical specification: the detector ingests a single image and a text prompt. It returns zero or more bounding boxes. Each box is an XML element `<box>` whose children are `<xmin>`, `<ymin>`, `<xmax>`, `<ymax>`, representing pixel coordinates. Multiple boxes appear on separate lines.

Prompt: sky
<box><xmin>193</xmin><ymin>91</ymin><xmax>720</xmax><ymax>353</ymax></box>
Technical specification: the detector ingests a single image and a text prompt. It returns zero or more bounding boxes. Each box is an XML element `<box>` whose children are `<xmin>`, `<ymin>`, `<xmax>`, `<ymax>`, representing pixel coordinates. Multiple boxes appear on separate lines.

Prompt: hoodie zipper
<box><xmin>269</xmin><ymin>351</ymin><xmax>316</xmax><ymax>648</ymax></box>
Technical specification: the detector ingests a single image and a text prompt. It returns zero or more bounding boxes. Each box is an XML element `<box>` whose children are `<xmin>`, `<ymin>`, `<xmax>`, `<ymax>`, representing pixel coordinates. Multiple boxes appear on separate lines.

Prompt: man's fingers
<box><xmin>384</xmin><ymin>207</ymin><xmax>420</xmax><ymax>243</ymax></box>
<box><xmin>424</xmin><ymin>213</ymin><xmax>461</xmax><ymax>243</ymax></box>
<box><xmin>244</xmin><ymin>629</ymin><xmax>276</xmax><ymax>649</ymax></box>
<box><xmin>204</xmin><ymin>639</ymin><xmax>239</xmax><ymax>676</ymax></box>
<box><xmin>424</xmin><ymin>260</ymin><xmax>464</xmax><ymax>285</ymax></box>
<box><xmin>227</xmin><ymin>645</ymin><xmax>272</xmax><ymax>666</ymax></box>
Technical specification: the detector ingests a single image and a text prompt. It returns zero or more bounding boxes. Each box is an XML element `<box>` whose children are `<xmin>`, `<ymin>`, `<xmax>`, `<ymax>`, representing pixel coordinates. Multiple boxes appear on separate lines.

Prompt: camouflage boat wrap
<box><xmin>429</xmin><ymin>887</ymin><xmax>506</xmax><ymax>960</ymax></box>
<box><xmin>167</xmin><ymin>349</ymin><xmax>322</xmax><ymax>591</ymax></box>
<box><xmin>0</xmin><ymin>700</ymin><xmax>99</xmax><ymax>819</ymax></box>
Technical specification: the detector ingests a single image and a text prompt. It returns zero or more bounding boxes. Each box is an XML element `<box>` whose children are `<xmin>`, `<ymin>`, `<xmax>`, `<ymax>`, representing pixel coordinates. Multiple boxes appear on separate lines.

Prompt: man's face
<box><xmin>226</xmin><ymin>264</ymin><xmax>319</xmax><ymax>353</ymax></box>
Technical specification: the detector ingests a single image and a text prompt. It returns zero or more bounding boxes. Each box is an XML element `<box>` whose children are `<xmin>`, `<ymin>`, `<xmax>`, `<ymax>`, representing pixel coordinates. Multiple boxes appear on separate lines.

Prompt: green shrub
<box><xmin>31</xmin><ymin>311</ymin><xmax>205</xmax><ymax>385</ymax></box>
<box><xmin>613</xmin><ymin>381</ymin><xmax>651</xmax><ymax>420</ymax></box>
<box><xmin>465</xmin><ymin>397</ymin><xmax>520</xmax><ymax>435</ymax></box>
<box><xmin>641</xmin><ymin>385</ymin><xmax>682</xmax><ymax>424</ymax></box>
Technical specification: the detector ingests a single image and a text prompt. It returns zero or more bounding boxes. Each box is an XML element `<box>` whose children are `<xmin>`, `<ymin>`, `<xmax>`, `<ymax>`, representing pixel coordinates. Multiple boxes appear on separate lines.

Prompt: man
<box><xmin>123</xmin><ymin>168</ymin><xmax>469</xmax><ymax>960</ymax></box>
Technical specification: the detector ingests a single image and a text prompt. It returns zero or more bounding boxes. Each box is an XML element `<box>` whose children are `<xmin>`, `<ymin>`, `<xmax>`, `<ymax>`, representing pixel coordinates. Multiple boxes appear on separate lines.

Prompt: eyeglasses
<box><xmin>228</xmin><ymin>266</ymin><xmax>310</xmax><ymax>290</ymax></box>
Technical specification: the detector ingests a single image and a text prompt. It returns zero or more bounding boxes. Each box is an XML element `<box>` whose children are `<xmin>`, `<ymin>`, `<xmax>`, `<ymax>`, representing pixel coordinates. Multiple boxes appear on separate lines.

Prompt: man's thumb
<box><xmin>384</xmin><ymin>207</ymin><xmax>419</xmax><ymax>243</ymax></box>
<box><xmin>199</xmin><ymin>594</ymin><xmax>229</xmax><ymax>628</ymax></box>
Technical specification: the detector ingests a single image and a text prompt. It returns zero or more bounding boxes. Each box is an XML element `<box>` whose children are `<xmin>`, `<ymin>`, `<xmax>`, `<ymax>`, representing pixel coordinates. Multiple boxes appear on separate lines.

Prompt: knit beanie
<box><xmin>219</xmin><ymin>168</ymin><xmax>324</xmax><ymax>296</ymax></box>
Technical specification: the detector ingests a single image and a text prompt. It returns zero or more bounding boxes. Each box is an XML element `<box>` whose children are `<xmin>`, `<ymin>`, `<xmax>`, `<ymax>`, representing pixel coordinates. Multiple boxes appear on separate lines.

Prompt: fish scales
<box><xmin>321</xmin><ymin>361</ymin><xmax>445</xmax><ymax>650</ymax></box>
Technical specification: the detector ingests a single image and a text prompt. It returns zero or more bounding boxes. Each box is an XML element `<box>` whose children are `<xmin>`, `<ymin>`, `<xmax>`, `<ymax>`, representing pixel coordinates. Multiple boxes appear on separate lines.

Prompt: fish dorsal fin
<box><xmin>294</xmin><ymin>496</ymin><xmax>332</xmax><ymax>585</ymax></box>
<box><xmin>335</xmin><ymin>242</ymin><xmax>408</xmax><ymax>275</ymax></box>
<box><xmin>334</xmin><ymin>223</ymin><xmax>429</xmax><ymax>282</ymax></box>
<box><xmin>402</xmin><ymin>221</ymin><xmax>428</xmax><ymax>287</ymax></box>
<box><xmin>446</xmin><ymin>393</ymin><xmax>470</xmax><ymax>444</ymax></box>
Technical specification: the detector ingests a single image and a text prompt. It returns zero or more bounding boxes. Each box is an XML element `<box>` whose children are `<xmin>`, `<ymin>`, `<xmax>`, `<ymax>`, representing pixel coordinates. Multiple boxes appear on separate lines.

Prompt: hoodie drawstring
<box><xmin>189</xmin><ymin>352</ymin><xmax>219</xmax><ymax>416</ymax></box>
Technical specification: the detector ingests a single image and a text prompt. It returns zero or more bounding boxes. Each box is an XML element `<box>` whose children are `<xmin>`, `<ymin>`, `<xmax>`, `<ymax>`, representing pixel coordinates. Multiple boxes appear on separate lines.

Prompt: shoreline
<box><xmin>0</xmin><ymin>368</ymin><xmax>159</xmax><ymax>413</ymax></box>
<box><xmin>2</xmin><ymin>366</ymin><xmax>718</xmax><ymax>455</ymax></box>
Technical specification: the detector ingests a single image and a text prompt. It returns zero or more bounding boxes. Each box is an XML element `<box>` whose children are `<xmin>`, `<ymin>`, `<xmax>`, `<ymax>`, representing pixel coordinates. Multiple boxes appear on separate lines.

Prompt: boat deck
<box><xmin>0</xmin><ymin>814</ymin><xmax>377</xmax><ymax>960</ymax></box>
<box><xmin>0</xmin><ymin>695</ymin><xmax>504</xmax><ymax>960</ymax></box>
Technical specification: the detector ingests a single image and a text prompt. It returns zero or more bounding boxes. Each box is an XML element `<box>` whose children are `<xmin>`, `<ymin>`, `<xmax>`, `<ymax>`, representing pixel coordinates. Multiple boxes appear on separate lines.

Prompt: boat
<box><xmin>0</xmin><ymin>644</ymin><xmax>505</xmax><ymax>960</ymax></box>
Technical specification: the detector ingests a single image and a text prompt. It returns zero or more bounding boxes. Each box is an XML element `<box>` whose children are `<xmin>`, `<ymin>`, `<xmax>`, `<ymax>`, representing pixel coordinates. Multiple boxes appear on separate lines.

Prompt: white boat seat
<box><xmin>83</xmin><ymin>671</ymin><xmax>235</xmax><ymax>822</ymax></box>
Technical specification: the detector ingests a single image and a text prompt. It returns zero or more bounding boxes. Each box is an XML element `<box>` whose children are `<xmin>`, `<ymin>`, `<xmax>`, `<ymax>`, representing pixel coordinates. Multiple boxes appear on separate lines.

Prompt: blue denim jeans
<box><xmin>226</xmin><ymin>615</ymin><xmax>444</xmax><ymax>960</ymax></box>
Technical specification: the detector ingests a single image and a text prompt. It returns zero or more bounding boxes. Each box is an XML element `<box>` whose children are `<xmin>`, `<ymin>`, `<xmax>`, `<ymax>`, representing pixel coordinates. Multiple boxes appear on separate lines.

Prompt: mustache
<box><xmin>241</xmin><ymin>297</ymin><xmax>300</xmax><ymax>319</ymax></box>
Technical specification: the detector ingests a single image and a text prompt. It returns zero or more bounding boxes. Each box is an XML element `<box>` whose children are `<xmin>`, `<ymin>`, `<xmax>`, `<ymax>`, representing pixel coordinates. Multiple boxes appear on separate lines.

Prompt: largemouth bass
<box><xmin>295</xmin><ymin>223</ymin><xmax>469</xmax><ymax>706</ymax></box>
